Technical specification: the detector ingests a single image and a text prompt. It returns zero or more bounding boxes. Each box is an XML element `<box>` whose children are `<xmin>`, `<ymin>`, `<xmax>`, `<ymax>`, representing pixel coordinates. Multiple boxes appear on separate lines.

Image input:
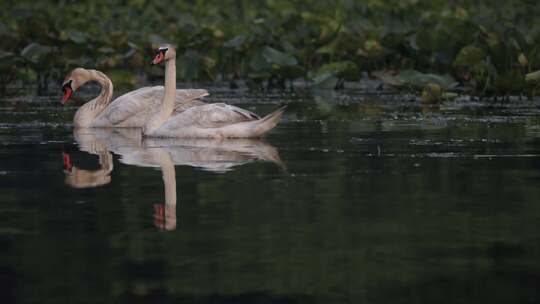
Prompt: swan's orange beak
<box><xmin>61</xmin><ymin>87</ymin><xmax>73</xmax><ymax>104</ymax></box>
<box><xmin>61</xmin><ymin>80</ymin><xmax>73</xmax><ymax>105</ymax></box>
<box><xmin>152</xmin><ymin>52</ymin><xmax>164</xmax><ymax>65</ymax></box>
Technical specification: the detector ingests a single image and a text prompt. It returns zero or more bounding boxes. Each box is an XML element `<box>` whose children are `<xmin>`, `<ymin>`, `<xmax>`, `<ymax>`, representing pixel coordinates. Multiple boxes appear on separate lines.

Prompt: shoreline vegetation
<box><xmin>1</xmin><ymin>0</ymin><xmax>540</xmax><ymax>100</ymax></box>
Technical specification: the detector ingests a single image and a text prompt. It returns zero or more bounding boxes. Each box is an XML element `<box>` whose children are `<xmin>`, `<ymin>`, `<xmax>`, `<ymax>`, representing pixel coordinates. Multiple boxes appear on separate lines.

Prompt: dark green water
<box><xmin>1</xmin><ymin>89</ymin><xmax>540</xmax><ymax>303</ymax></box>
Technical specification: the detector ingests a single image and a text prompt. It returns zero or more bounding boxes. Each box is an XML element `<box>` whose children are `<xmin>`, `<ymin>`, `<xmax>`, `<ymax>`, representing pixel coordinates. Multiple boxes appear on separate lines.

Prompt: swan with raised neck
<box><xmin>142</xmin><ymin>45</ymin><xmax>177</xmax><ymax>135</ymax></box>
<box><xmin>143</xmin><ymin>45</ymin><xmax>286</xmax><ymax>138</ymax></box>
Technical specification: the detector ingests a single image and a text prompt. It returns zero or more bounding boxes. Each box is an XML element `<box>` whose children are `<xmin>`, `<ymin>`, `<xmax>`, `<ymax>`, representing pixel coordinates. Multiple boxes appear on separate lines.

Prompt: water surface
<box><xmin>1</xmin><ymin>88</ymin><xmax>540</xmax><ymax>303</ymax></box>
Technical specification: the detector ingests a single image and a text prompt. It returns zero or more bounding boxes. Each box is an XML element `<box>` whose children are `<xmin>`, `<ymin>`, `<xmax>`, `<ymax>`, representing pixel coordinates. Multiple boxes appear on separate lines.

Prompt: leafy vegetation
<box><xmin>1</xmin><ymin>0</ymin><xmax>540</xmax><ymax>96</ymax></box>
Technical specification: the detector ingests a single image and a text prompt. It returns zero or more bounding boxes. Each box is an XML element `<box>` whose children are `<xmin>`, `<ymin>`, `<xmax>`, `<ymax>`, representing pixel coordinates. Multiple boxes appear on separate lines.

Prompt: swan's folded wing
<box><xmin>195</xmin><ymin>103</ymin><xmax>260</xmax><ymax>127</ymax></box>
<box><xmin>174</xmin><ymin>99</ymin><xmax>205</xmax><ymax>113</ymax></box>
<box><xmin>94</xmin><ymin>87</ymin><xmax>209</xmax><ymax>127</ymax></box>
<box><xmin>175</xmin><ymin>89</ymin><xmax>210</xmax><ymax>102</ymax></box>
<box><xmin>159</xmin><ymin>103</ymin><xmax>260</xmax><ymax>130</ymax></box>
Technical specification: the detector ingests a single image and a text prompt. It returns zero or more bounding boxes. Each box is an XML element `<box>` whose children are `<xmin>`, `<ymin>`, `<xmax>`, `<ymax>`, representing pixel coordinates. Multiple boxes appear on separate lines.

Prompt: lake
<box><xmin>1</xmin><ymin>87</ymin><xmax>540</xmax><ymax>303</ymax></box>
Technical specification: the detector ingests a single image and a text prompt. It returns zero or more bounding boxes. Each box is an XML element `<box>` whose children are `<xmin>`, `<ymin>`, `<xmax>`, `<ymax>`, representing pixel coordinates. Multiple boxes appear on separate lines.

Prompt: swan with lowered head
<box><xmin>61</xmin><ymin>68</ymin><xmax>208</xmax><ymax>128</ymax></box>
<box><xmin>142</xmin><ymin>45</ymin><xmax>286</xmax><ymax>138</ymax></box>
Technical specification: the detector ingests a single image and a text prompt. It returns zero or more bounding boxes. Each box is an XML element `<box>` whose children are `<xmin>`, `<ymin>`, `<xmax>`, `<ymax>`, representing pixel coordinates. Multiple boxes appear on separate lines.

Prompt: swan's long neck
<box><xmin>143</xmin><ymin>59</ymin><xmax>176</xmax><ymax>135</ymax></box>
<box><xmin>73</xmin><ymin>70</ymin><xmax>114</xmax><ymax>128</ymax></box>
<box><xmin>163</xmin><ymin>58</ymin><xmax>177</xmax><ymax>115</ymax></box>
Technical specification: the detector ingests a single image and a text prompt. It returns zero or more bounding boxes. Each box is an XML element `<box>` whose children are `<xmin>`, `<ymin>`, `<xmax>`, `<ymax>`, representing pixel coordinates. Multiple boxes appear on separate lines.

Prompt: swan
<box><xmin>142</xmin><ymin>45</ymin><xmax>286</xmax><ymax>138</ymax></box>
<box><xmin>61</xmin><ymin>68</ymin><xmax>208</xmax><ymax>128</ymax></box>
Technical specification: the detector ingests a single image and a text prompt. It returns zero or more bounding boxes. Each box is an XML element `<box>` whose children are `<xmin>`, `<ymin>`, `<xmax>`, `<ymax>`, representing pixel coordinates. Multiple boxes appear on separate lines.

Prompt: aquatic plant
<box><xmin>0</xmin><ymin>0</ymin><xmax>539</xmax><ymax>96</ymax></box>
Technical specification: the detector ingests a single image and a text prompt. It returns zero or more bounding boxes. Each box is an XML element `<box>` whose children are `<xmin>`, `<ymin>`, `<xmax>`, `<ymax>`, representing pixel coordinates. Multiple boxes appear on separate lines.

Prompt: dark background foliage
<box><xmin>1</xmin><ymin>0</ymin><xmax>540</xmax><ymax>95</ymax></box>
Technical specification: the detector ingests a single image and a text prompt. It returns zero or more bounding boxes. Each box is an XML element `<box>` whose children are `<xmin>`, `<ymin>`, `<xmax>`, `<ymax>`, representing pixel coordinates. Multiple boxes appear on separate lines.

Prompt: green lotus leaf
<box><xmin>311</xmin><ymin>72</ymin><xmax>339</xmax><ymax>89</ymax></box>
<box><xmin>422</xmin><ymin>83</ymin><xmax>442</xmax><ymax>104</ymax></box>
<box><xmin>67</xmin><ymin>30</ymin><xmax>88</xmax><ymax>44</ymax></box>
<box><xmin>262</xmin><ymin>46</ymin><xmax>298</xmax><ymax>67</ymax></box>
<box><xmin>249</xmin><ymin>49</ymin><xmax>272</xmax><ymax>72</ymax></box>
<box><xmin>223</xmin><ymin>35</ymin><xmax>246</xmax><ymax>49</ymax></box>
<box><xmin>98</xmin><ymin>47</ymin><xmax>115</xmax><ymax>54</ymax></box>
<box><xmin>453</xmin><ymin>45</ymin><xmax>485</xmax><ymax>68</ymax></box>
<box><xmin>0</xmin><ymin>52</ymin><xmax>22</xmax><ymax>68</ymax></box>
<box><xmin>20</xmin><ymin>43</ymin><xmax>54</xmax><ymax>63</ymax></box>
<box><xmin>526</xmin><ymin>71</ymin><xmax>540</xmax><ymax>84</ymax></box>
<box><xmin>376</xmin><ymin>70</ymin><xmax>457</xmax><ymax>90</ymax></box>
<box><xmin>316</xmin><ymin>61</ymin><xmax>358</xmax><ymax>80</ymax></box>
<box><xmin>494</xmin><ymin>70</ymin><xmax>526</xmax><ymax>93</ymax></box>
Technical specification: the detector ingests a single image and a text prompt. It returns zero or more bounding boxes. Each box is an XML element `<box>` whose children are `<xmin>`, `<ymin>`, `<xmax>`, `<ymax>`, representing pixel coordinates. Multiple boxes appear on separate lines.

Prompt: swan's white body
<box><xmin>89</xmin><ymin>86</ymin><xmax>208</xmax><ymax>128</ymax></box>
<box><xmin>146</xmin><ymin>102</ymin><xmax>286</xmax><ymax>138</ymax></box>
<box><xmin>65</xmin><ymin>68</ymin><xmax>208</xmax><ymax>128</ymax></box>
<box><xmin>143</xmin><ymin>47</ymin><xmax>285</xmax><ymax>138</ymax></box>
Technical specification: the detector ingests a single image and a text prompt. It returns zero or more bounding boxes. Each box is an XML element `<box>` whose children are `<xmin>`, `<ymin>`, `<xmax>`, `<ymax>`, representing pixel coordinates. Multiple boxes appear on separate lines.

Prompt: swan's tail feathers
<box><xmin>252</xmin><ymin>105</ymin><xmax>287</xmax><ymax>137</ymax></box>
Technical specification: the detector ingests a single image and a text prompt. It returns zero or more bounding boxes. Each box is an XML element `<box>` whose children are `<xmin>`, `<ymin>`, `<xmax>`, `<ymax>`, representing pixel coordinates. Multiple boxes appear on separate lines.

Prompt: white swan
<box><xmin>61</xmin><ymin>68</ymin><xmax>208</xmax><ymax>128</ymax></box>
<box><xmin>142</xmin><ymin>45</ymin><xmax>286</xmax><ymax>138</ymax></box>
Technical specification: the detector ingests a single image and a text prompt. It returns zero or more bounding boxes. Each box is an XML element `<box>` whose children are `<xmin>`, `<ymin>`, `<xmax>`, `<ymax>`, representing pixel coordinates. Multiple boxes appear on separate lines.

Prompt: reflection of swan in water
<box><xmin>121</xmin><ymin>137</ymin><xmax>284</xmax><ymax>173</ymax></box>
<box><xmin>62</xmin><ymin>128</ymin><xmax>139</xmax><ymax>189</ymax></box>
<box><xmin>71</xmin><ymin>128</ymin><xmax>284</xmax><ymax>172</ymax></box>
<box><xmin>63</xmin><ymin>149</ymin><xmax>113</xmax><ymax>189</ymax></box>
<box><xmin>63</xmin><ymin>128</ymin><xmax>284</xmax><ymax>230</ymax></box>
